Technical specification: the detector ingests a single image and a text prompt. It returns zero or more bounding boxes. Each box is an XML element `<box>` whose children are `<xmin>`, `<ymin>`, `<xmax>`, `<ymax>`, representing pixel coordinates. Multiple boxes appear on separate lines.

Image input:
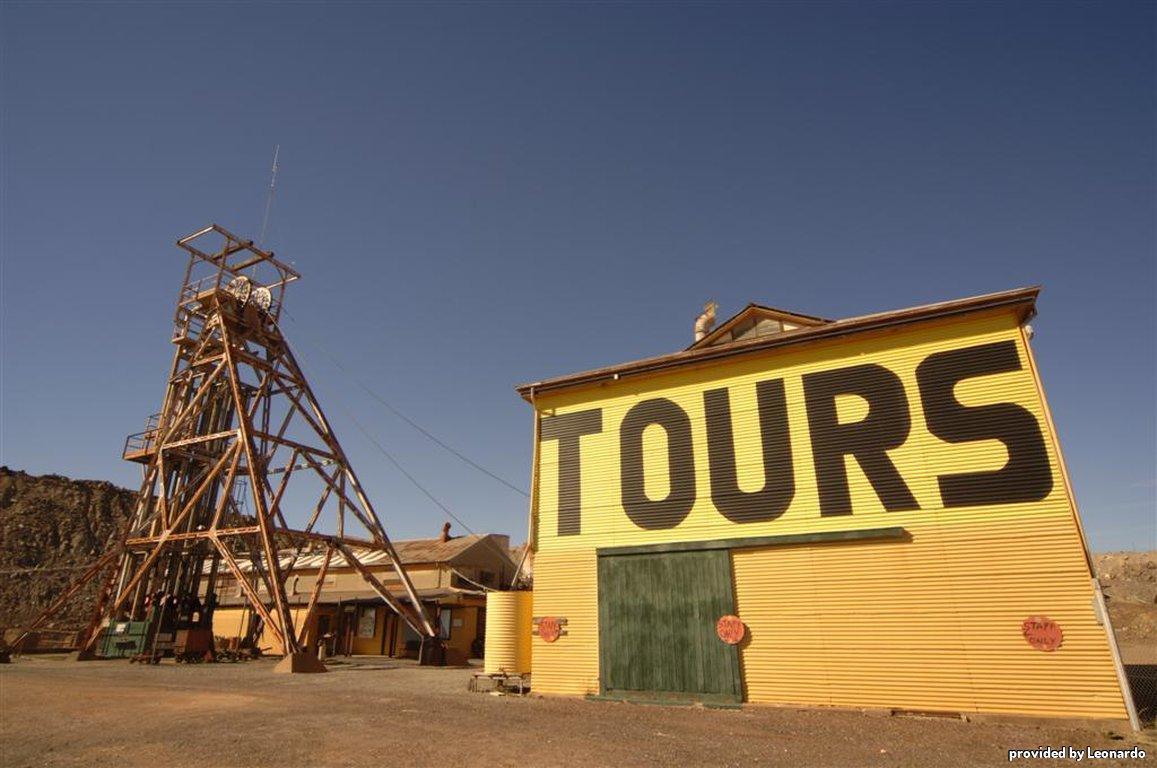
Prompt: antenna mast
<box><xmin>258</xmin><ymin>144</ymin><xmax>280</xmax><ymax>247</ymax></box>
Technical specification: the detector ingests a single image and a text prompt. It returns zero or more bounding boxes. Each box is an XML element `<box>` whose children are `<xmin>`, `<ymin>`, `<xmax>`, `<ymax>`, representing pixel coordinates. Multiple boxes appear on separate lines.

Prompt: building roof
<box><xmin>214</xmin><ymin>585</ymin><xmax>487</xmax><ymax>608</ymax></box>
<box><xmin>391</xmin><ymin>533</ymin><xmax>495</xmax><ymax>565</ymax></box>
<box><xmin>516</xmin><ymin>287</ymin><xmax>1039</xmax><ymax>400</ymax></box>
<box><xmin>219</xmin><ymin>533</ymin><xmax>511</xmax><ymax>573</ymax></box>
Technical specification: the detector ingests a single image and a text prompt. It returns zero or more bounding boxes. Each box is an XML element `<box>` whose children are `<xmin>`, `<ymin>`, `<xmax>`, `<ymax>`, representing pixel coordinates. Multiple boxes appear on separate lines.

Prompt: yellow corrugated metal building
<box><xmin>514</xmin><ymin>288</ymin><xmax>1135</xmax><ymax>724</ymax></box>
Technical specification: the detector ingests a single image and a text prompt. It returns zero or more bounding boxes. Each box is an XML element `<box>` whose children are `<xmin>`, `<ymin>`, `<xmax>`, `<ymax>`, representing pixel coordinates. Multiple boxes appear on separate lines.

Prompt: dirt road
<box><xmin>0</xmin><ymin>656</ymin><xmax>1151</xmax><ymax>768</ymax></box>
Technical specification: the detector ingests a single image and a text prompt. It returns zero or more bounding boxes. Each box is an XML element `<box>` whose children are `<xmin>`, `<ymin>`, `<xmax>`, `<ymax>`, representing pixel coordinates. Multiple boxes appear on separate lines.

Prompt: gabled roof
<box><xmin>688</xmin><ymin>303</ymin><xmax>831</xmax><ymax>350</ymax></box>
<box><xmin>217</xmin><ymin>533</ymin><xmax>514</xmax><ymax>573</ymax></box>
<box><xmin>516</xmin><ymin>287</ymin><xmax>1039</xmax><ymax>400</ymax></box>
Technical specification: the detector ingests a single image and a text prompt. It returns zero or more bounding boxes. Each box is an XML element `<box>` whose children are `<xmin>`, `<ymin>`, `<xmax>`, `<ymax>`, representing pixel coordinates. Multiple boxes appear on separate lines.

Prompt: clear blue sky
<box><xmin>1</xmin><ymin>2</ymin><xmax>1153</xmax><ymax>551</ymax></box>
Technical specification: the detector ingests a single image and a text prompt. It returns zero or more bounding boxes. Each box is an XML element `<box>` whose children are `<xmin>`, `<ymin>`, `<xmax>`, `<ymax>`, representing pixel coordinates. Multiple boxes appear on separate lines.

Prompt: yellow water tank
<box><xmin>484</xmin><ymin>590</ymin><xmax>533</xmax><ymax>674</ymax></box>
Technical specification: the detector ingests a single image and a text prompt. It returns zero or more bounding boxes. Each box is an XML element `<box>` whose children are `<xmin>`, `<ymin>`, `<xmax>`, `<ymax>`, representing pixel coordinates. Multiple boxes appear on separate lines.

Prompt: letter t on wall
<box><xmin>539</xmin><ymin>409</ymin><xmax>603</xmax><ymax>536</ymax></box>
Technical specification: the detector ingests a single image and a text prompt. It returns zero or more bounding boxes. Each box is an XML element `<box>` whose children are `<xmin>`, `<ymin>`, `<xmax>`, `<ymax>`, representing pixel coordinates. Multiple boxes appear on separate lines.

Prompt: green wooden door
<box><xmin>597</xmin><ymin>549</ymin><xmax>741</xmax><ymax>703</ymax></box>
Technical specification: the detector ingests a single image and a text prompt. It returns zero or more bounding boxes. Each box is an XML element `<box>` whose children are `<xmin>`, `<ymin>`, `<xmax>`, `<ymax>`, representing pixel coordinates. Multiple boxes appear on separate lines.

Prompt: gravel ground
<box><xmin>0</xmin><ymin>655</ymin><xmax>1153</xmax><ymax>768</ymax></box>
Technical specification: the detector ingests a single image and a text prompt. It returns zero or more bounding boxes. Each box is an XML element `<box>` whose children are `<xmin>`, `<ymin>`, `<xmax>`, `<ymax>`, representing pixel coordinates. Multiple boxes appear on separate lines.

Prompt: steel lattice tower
<box><xmin>15</xmin><ymin>225</ymin><xmax>435</xmax><ymax>664</ymax></box>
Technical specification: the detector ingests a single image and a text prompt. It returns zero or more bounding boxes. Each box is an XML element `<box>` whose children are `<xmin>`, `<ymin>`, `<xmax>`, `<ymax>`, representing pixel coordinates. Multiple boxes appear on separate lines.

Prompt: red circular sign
<box><xmin>539</xmin><ymin>616</ymin><xmax>562</xmax><ymax>643</ymax></box>
<box><xmin>1022</xmin><ymin>616</ymin><xmax>1063</xmax><ymax>652</ymax></box>
<box><xmin>716</xmin><ymin>615</ymin><xmax>746</xmax><ymax>645</ymax></box>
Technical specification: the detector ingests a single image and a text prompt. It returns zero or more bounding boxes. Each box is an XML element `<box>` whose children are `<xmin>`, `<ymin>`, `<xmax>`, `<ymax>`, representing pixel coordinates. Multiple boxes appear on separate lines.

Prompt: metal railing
<box><xmin>172</xmin><ymin>309</ymin><xmax>206</xmax><ymax>344</ymax></box>
<box><xmin>123</xmin><ymin>413</ymin><xmax>161</xmax><ymax>459</ymax></box>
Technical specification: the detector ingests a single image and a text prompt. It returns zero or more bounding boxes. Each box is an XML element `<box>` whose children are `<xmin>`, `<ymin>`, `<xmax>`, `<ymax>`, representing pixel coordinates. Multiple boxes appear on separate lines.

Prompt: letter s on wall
<box><xmin>916</xmin><ymin>340</ymin><xmax>1053</xmax><ymax>508</ymax></box>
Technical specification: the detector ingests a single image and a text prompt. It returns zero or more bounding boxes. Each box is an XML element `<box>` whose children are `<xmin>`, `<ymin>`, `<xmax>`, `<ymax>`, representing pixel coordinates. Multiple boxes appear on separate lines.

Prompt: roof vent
<box><xmin>440</xmin><ymin>522</ymin><xmax>452</xmax><ymax>542</ymax></box>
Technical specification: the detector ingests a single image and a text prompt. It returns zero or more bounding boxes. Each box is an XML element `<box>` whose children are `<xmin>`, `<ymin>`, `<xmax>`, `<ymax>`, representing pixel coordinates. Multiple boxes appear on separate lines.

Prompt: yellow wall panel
<box><xmin>211</xmin><ymin>608</ymin><xmax>247</xmax><ymax>642</ymax></box>
<box><xmin>211</xmin><ymin>607</ymin><xmax>307</xmax><ymax>656</ymax></box>
<box><xmin>732</xmin><ymin>516</ymin><xmax>1124</xmax><ymax>717</ymax></box>
<box><xmin>531</xmin><ymin>549</ymin><xmax>600</xmax><ymax>695</ymax></box>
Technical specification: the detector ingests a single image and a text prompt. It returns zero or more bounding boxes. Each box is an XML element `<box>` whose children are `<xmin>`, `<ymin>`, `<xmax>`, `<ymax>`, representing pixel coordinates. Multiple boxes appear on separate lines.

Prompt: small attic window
<box><xmin>708</xmin><ymin>317</ymin><xmax>786</xmax><ymax>346</ymax></box>
<box><xmin>734</xmin><ymin>318</ymin><xmax>784</xmax><ymax>342</ymax></box>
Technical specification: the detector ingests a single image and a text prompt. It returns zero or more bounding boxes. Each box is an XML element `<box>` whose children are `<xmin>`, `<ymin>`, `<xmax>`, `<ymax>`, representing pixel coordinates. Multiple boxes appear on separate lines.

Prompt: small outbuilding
<box><xmin>211</xmin><ymin>528</ymin><xmax>514</xmax><ymax>664</ymax></box>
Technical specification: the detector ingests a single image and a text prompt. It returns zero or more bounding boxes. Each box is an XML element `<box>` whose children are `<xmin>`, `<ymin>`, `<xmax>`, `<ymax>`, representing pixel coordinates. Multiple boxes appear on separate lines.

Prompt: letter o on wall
<box><xmin>620</xmin><ymin>398</ymin><xmax>696</xmax><ymax>530</ymax></box>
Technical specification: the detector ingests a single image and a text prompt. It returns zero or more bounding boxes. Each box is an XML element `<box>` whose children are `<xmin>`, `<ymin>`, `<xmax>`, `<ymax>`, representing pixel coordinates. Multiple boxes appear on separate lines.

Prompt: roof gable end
<box><xmin>690</xmin><ymin>303</ymin><xmax>830</xmax><ymax>350</ymax></box>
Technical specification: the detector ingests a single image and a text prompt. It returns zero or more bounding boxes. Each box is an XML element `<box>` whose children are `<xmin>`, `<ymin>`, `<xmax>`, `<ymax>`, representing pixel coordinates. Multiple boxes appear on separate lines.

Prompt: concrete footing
<box><xmin>273</xmin><ymin>653</ymin><xmax>328</xmax><ymax>674</ymax></box>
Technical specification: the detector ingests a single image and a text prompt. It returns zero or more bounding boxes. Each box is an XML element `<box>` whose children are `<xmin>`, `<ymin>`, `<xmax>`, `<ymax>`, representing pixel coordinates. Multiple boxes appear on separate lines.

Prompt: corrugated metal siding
<box><xmin>532</xmin><ymin>549</ymin><xmax>600</xmax><ymax>695</ymax></box>
<box><xmin>732</xmin><ymin>517</ymin><xmax>1123</xmax><ymax>717</ymax></box>
<box><xmin>527</xmin><ymin>309</ymin><xmax>1128</xmax><ymax>719</ymax></box>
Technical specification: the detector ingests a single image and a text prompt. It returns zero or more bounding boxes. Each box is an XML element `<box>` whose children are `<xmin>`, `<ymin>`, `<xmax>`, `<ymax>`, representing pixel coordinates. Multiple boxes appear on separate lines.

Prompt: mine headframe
<box><xmin>13</xmin><ymin>224</ymin><xmax>437</xmax><ymax>662</ymax></box>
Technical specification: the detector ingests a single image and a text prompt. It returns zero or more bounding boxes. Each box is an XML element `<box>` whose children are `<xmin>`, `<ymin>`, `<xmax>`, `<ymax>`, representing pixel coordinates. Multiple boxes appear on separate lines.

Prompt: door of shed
<box><xmin>597</xmin><ymin>549</ymin><xmax>741</xmax><ymax>703</ymax></box>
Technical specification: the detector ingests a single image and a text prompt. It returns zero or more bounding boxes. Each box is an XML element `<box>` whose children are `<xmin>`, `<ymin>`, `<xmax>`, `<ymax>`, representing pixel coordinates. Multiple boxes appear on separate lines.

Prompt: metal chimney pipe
<box><xmin>694</xmin><ymin>301</ymin><xmax>718</xmax><ymax>342</ymax></box>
